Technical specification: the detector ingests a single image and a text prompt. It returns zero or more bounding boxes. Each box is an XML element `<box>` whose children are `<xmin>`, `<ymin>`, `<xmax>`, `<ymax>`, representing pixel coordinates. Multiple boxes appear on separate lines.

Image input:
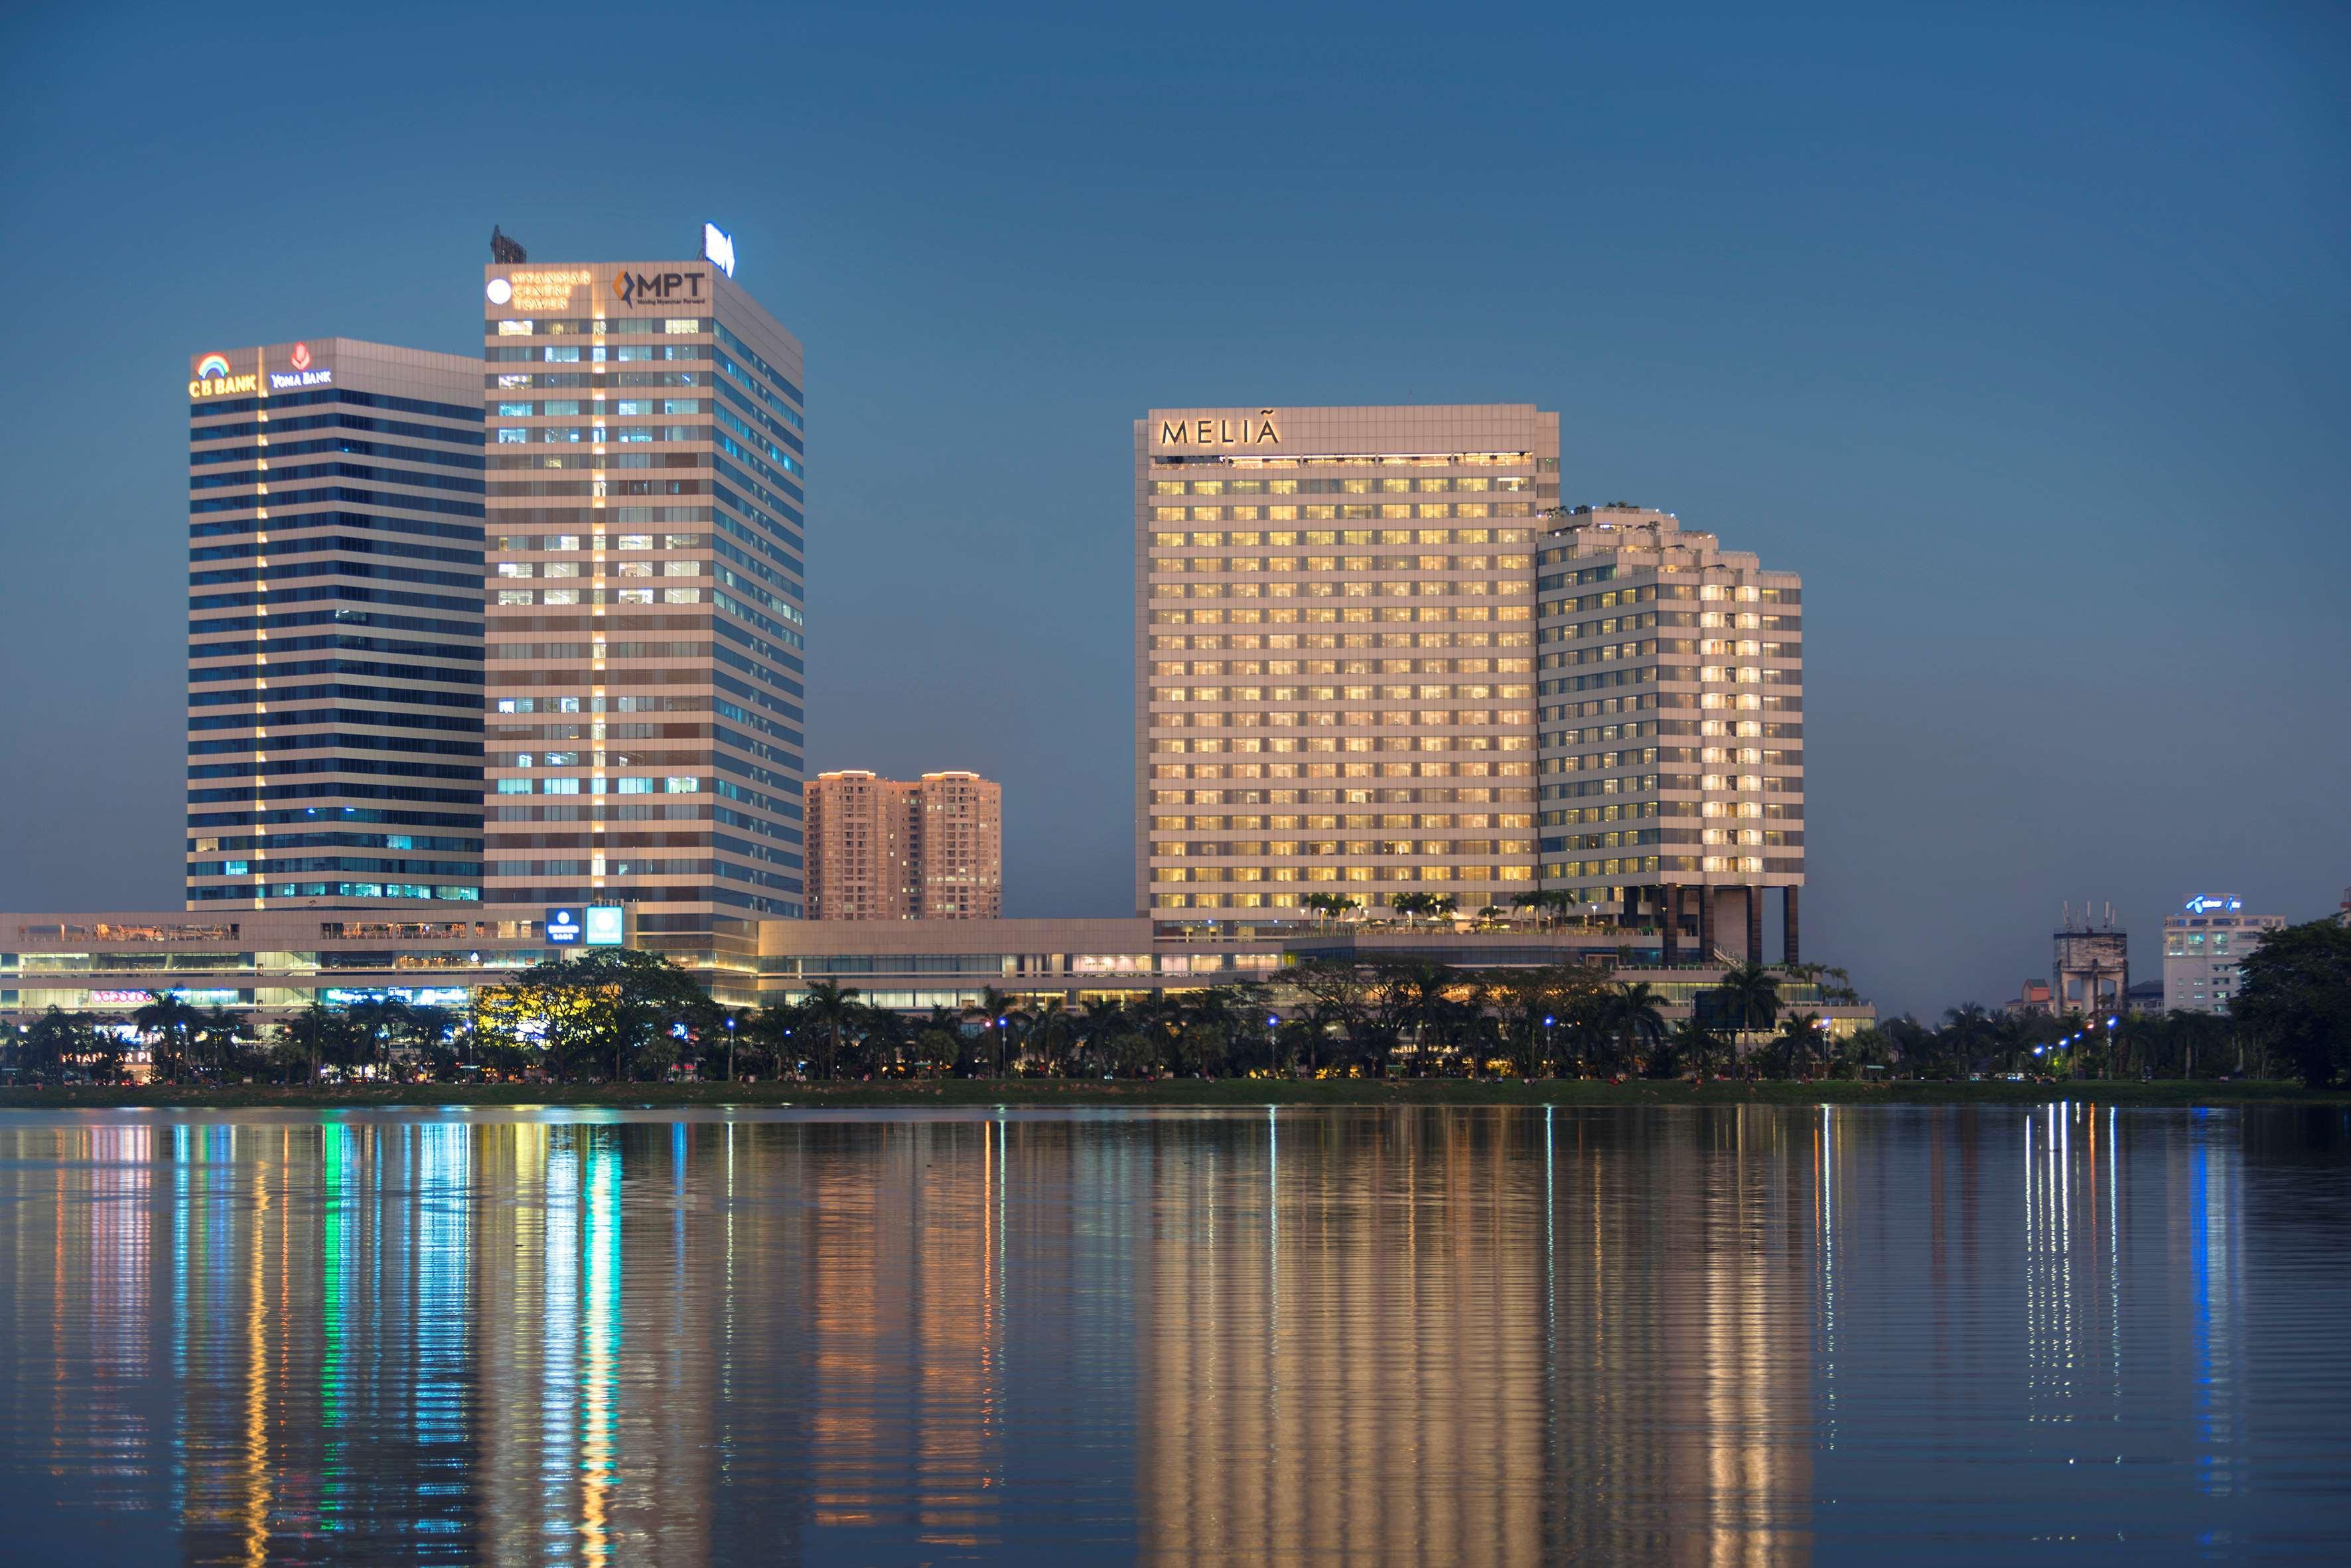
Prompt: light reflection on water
<box><xmin>1</xmin><ymin>1105</ymin><xmax>2347</xmax><ymax>1565</ymax></box>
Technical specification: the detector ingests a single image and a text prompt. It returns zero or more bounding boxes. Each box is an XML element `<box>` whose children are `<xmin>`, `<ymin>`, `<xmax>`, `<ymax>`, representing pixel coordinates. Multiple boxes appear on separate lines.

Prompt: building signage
<box><xmin>702</xmin><ymin>222</ymin><xmax>736</xmax><ymax>278</ymax></box>
<box><xmin>188</xmin><ymin>352</ymin><xmax>257</xmax><ymax>398</ymax></box>
<box><xmin>583</xmin><ymin>905</ymin><xmax>626</xmax><ymax>947</ymax></box>
<box><xmin>89</xmin><ymin>989</ymin><xmax>155</xmax><ymax>1007</ymax></box>
<box><xmin>270</xmin><ymin>342</ymin><xmax>332</xmax><ymax>391</ymax></box>
<box><xmin>1158</xmin><ymin>409</ymin><xmax>1283</xmax><ymax>447</ymax></box>
<box><xmin>2184</xmin><ymin>895</ymin><xmax>2243</xmax><ymax>915</ymax></box>
<box><xmin>612</xmin><ymin>269</ymin><xmax>707</xmax><ymax>307</ymax></box>
<box><xmin>545</xmin><ymin>906</ymin><xmax>584</xmax><ymax>944</ymax></box>
<box><xmin>490</xmin><ymin>268</ymin><xmax>592</xmax><ymax>313</ymax></box>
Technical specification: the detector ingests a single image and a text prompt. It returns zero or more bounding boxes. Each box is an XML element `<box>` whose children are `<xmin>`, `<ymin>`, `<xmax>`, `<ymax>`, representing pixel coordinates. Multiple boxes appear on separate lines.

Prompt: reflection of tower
<box><xmin>1137</xmin><ymin>1109</ymin><xmax>1551</xmax><ymax>1565</ymax></box>
<box><xmin>803</xmin><ymin>1117</ymin><xmax>1007</xmax><ymax>1553</ymax></box>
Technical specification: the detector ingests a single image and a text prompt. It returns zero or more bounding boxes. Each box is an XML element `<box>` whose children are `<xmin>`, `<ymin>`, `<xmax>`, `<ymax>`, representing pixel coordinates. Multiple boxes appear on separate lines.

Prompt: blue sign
<box><xmin>545</xmin><ymin>906</ymin><xmax>584</xmax><ymax>944</ymax></box>
<box><xmin>584</xmin><ymin>905</ymin><xmax>626</xmax><ymax>947</ymax></box>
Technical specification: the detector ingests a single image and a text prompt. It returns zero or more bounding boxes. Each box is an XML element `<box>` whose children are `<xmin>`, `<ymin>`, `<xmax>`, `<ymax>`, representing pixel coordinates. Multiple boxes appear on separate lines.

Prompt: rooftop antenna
<box><xmin>490</xmin><ymin>225</ymin><xmax>527</xmax><ymax>264</ymax></box>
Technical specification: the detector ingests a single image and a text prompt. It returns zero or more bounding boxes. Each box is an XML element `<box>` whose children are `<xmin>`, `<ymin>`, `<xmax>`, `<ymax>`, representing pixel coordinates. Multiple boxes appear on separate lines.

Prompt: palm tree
<box><xmin>277</xmin><ymin>1003</ymin><xmax>348</xmax><ymax>1084</ymax></box>
<box><xmin>1776</xmin><ymin>1012</ymin><xmax>1826</xmax><ymax>1079</ymax></box>
<box><xmin>1610</xmin><ymin>981</ymin><xmax>1666</xmax><ymax>1072</ymax></box>
<box><xmin>133</xmin><ymin>993</ymin><xmax>204</xmax><ymax>1082</ymax></box>
<box><xmin>1027</xmin><ymin>997</ymin><xmax>1076</xmax><ymax>1076</ymax></box>
<box><xmin>799</xmin><ymin>980</ymin><xmax>861</xmax><ymax>1080</ymax></box>
<box><xmin>967</xmin><ymin>986</ymin><xmax>1027</xmax><ymax>1078</ymax></box>
<box><xmin>194</xmin><ymin>1006</ymin><xmax>244</xmax><ymax>1078</ymax></box>
<box><xmin>1668</xmin><ymin>1015</ymin><xmax>1718</xmax><ymax>1079</ymax></box>
<box><xmin>1712</xmin><ymin>961</ymin><xmax>1782</xmax><ymax>1055</ymax></box>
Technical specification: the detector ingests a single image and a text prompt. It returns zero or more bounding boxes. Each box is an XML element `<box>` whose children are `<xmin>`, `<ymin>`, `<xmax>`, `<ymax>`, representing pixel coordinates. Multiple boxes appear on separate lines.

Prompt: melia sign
<box><xmin>545</xmin><ymin>907</ymin><xmax>583</xmax><ymax>944</ymax></box>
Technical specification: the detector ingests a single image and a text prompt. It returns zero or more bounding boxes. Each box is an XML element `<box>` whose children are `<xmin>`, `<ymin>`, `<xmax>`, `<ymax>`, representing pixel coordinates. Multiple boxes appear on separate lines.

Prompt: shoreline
<box><xmin>0</xmin><ymin>1079</ymin><xmax>2338</xmax><ymax>1111</ymax></box>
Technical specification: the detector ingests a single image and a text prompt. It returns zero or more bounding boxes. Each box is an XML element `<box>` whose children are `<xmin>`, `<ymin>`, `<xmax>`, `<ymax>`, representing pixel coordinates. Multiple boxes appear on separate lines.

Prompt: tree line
<box><xmin>5</xmin><ymin>918</ymin><xmax>2343</xmax><ymax>1086</ymax></box>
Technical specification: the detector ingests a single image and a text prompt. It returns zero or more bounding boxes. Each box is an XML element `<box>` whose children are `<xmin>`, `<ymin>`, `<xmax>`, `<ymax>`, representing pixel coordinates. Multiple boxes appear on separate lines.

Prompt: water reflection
<box><xmin>1</xmin><ymin>1106</ymin><xmax>2346</xmax><ymax>1564</ymax></box>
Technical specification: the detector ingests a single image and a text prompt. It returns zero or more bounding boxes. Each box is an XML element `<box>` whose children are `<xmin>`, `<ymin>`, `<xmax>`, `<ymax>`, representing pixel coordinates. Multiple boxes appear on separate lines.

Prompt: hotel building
<box><xmin>480</xmin><ymin>253</ymin><xmax>808</xmax><ymax>962</ymax></box>
<box><xmin>1137</xmin><ymin>406</ymin><xmax>1558</xmax><ymax>930</ymax></box>
<box><xmin>806</xmin><ymin>770</ymin><xmax>1003</xmax><ymax>920</ymax></box>
<box><xmin>184</xmin><ymin>339</ymin><xmax>487</xmax><ymax>909</ymax></box>
<box><xmin>1535</xmin><ymin>506</ymin><xmax>1805</xmax><ymax>962</ymax></box>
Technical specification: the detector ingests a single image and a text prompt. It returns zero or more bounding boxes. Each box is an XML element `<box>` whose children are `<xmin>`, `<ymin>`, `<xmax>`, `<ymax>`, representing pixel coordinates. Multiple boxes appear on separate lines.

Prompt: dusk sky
<box><xmin>1</xmin><ymin>1</ymin><xmax>2344</xmax><ymax>1017</ymax></box>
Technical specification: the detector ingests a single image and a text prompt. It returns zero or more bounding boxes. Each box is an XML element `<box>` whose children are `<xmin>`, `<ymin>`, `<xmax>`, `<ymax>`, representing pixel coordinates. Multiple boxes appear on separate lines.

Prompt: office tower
<box><xmin>1533</xmin><ymin>506</ymin><xmax>1805</xmax><ymax>961</ymax></box>
<box><xmin>481</xmin><ymin>246</ymin><xmax>808</xmax><ymax>956</ymax></box>
<box><xmin>184</xmin><ymin>339</ymin><xmax>486</xmax><ymax>908</ymax></box>
<box><xmin>1137</xmin><ymin>405</ymin><xmax>1557</xmax><ymax>929</ymax></box>
<box><xmin>806</xmin><ymin>770</ymin><xmax>1002</xmax><ymax>920</ymax></box>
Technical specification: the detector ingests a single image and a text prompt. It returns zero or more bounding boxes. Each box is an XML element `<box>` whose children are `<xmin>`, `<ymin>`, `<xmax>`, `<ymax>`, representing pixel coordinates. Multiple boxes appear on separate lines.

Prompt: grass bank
<box><xmin>1</xmin><ymin>1079</ymin><xmax>2341</xmax><ymax>1111</ymax></box>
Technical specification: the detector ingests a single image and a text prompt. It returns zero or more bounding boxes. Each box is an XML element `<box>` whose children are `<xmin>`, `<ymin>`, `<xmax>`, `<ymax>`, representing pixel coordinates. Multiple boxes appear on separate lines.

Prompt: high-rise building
<box><xmin>1534</xmin><ymin>506</ymin><xmax>1805</xmax><ymax>962</ymax></box>
<box><xmin>806</xmin><ymin>770</ymin><xmax>1002</xmax><ymax>920</ymax></box>
<box><xmin>184</xmin><ymin>338</ymin><xmax>486</xmax><ymax>908</ymax></box>
<box><xmin>2163</xmin><ymin>894</ymin><xmax>2283</xmax><ymax>1015</ymax></box>
<box><xmin>480</xmin><ymin>248</ymin><xmax>808</xmax><ymax>958</ymax></box>
<box><xmin>912</xmin><ymin>771</ymin><xmax>1002</xmax><ymax>918</ymax></box>
<box><xmin>1136</xmin><ymin>405</ymin><xmax>1558</xmax><ymax>930</ymax></box>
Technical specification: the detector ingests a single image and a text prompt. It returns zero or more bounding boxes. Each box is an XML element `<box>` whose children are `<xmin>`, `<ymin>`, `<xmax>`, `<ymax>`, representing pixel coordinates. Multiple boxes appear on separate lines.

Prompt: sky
<box><xmin>0</xmin><ymin>1</ymin><xmax>2344</xmax><ymax>1019</ymax></box>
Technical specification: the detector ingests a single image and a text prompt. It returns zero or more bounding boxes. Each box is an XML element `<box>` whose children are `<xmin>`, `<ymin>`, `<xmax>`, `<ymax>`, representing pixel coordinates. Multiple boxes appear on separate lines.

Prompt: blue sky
<box><xmin>1</xmin><ymin>1</ymin><xmax>2344</xmax><ymax>1016</ymax></box>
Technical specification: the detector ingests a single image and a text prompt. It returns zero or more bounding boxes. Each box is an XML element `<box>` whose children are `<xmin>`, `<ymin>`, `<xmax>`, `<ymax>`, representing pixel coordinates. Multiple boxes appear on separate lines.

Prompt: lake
<box><xmin>1</xmin><ymin>1105</ymin><xmax>2346</xmax><ymax>1564</ymax></box>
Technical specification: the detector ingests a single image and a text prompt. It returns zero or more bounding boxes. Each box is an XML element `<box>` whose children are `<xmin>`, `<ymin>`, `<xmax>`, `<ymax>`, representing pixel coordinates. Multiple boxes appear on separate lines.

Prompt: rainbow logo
<box><xmin>196</xmin><ymin>353</ymin><xmax>232</xmax><ymax>379</ymax></box>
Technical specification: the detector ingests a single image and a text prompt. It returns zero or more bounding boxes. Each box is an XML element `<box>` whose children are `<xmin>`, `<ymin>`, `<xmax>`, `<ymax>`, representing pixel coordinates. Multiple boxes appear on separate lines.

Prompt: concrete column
<box><xmin>1699</xmin><ymin>887</ymin><xmax>1716</xmax><ymax>958</ymax></box>
<box><xmin>1619</xmin><ymin>887</ymin><xmax>1636</xmax><ymax>928</ymax></box>
<box><xmin>1782</xmin><ymin>885</ymin><xmax>1800</xmax><ymax>966</ymax></box>
<box><xmin>1659</xmin><ymin>886</ymin><xmax>1678</xmax><ymax>965</ymax></box>
<box><xmin>1745</xmin><ymin>886</ymin><xmax>1763</xmax><ymax>963</ymax></box>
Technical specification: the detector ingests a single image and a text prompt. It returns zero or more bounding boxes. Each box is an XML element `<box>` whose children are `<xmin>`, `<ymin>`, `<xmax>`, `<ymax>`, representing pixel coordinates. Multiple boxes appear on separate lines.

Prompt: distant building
<box><xmin>2005</xmin><ymin>979</ymin><xmax>2053</xmax><ymax>1017</ymax></box>
<box><xmin>2053</xmin><ymin>902</ymin><xmax>2128</xmax><ymax>1019</ymax></box>
<box><xmin>2163</xmin><ymin>895</ymin><xmax>2283</xmax><ymax>1015</ymax></box>
<box><xmin>806</xmin><ymin>771</ymin><xmax>1001</xmax><ymax>920</ymax></box>
<box><xmin>2125</xmin><ymin>978</ymin><xmax>2167</xmax><ymax>1017</ymax></box>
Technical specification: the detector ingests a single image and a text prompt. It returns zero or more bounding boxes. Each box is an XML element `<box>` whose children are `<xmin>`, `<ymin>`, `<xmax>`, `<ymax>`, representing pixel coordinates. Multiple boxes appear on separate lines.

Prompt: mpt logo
<box><xmin>612</xmin><ymin>270</ymin><xmax>706</xmax><ymax>307</ymax></box>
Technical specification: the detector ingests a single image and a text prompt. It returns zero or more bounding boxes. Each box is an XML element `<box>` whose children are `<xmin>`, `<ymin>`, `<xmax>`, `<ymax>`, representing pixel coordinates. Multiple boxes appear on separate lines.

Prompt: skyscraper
<box><xmin>480</xmin><ymin>247</ymin><xmax>808</xmax><ymax>958</ymax></box>
<box><xmin>1136</xmin><ymin>405</ymin><xmax>1557</xmax><ymax>929</ymax></box>
<box><xmin>806</xmin><ymin>770</ymin><xmax>1002</xmax><ymax>920</ymax></box>
<box><xmin>1533</xmin><ymin>506</ymin><xmax>1805</xmax><ymax>961</ymax></box>
<box><xmin>184</xmin><ymin>339</ymin><xmax>486</xmax><ymax>908</ymax></box>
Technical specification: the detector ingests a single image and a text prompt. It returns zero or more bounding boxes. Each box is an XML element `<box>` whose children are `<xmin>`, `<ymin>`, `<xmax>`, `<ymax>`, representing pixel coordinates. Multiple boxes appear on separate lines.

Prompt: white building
<box><xmin>2162</xmin><ymin>895</ymin><xmax>2283</xmax><ymax>1015</ymax></box>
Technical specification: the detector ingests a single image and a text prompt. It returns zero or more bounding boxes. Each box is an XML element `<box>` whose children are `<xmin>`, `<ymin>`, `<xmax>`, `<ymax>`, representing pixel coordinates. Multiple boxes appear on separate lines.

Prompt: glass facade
<box><xmin>184</xmin><ymin>342</ymin><xmax>487</xmax><ymax>908</ymax></box>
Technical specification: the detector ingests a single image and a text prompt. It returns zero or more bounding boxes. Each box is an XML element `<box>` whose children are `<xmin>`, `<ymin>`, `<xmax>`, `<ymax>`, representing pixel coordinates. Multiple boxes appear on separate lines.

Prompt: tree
<box><xmin>473</xmin><ymin>949</ymin><xmax>707</xmax><ymax>1082</ymax></box>
<box><xmin>276</xmin><ymin>1003</ymin><xmax>353</xmax><ymax>1083</ymax></box>
<box><xmin>1610</xmin><ymin>981</ymin><xmax>1667</xmax><ymax>1073</ymax></box>
<box><xmin>799</xmin><ymin>980</ymin><xmax>863</xmax><ymax>1080</ymax></box>
<box><xmin>1303</xmin><ymin>892</ymin><xmax>1359</xmax><ymax>924</ymax></box>
<box><xmin>966</xmin><ymin>986</ymin><xmax>1027</xmax><ymax>1078</ymax></box>
<box><xmin>134</xmin><ymin>993</ymin><xmax>204</xmax><ymax>1082</ymax></box>
<box><xmin>1774</xmin><ymin>1013</ymin><xmax>1827</xmax><ymax>1079</ymax></box>
<box><xmin>1711</xmin><ymin>962</ymin><xmax>1782</xmax><ymax>1047</ymax></box>
<box><xmin>2234</xmin><ymin>920</ymin><xmax>2351</xmax><ymax>1087</ymax></box>
<box><xmin>1027</xmin><ymin>997</ymin><xmax>1077</xmax><ymax>1076</ymax></box>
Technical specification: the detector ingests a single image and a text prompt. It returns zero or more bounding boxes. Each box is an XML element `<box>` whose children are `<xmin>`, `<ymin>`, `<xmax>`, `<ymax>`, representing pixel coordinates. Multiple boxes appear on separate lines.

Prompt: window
<box><xmin>664</xmin><ymin>776</ymin><xmax>700</xmax><ymax>794</ymax></box>
<box><xmin>663</xmin><ymin>587</ymin><xmax>701</xmax><ymax>603</ymax></box>
<box><xmin>661</xmin><ymin>560</ymin><xmax>699</xmax><ymax>575</ymax></box>
<box><xmin>618</xmin><ymin>778</ymin><xmax>653</xmax><ymax>794</ymax></box>
<box><xmin>617</xmin><ymin>587</ymin><xmax>654</xmax><ymax>603</ymax></box>
<box><xmin>616</xmin><ymin>534</ymin><xmax>653</xmax><ymax>551</ymax></box>
<box><xmin>545</xmin><ymin>778</ymin><xmax>581</xmax><ymax>795</ymax></box>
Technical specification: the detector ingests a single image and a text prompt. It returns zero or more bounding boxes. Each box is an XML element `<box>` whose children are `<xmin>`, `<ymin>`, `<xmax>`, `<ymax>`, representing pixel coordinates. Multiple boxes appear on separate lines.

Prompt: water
<box><xmin>1</xmin><ymin>1105</ymin><xmax>2346</xmax><ymax>1565</ymax></box>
